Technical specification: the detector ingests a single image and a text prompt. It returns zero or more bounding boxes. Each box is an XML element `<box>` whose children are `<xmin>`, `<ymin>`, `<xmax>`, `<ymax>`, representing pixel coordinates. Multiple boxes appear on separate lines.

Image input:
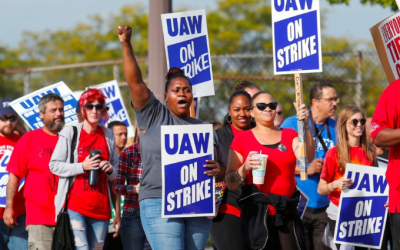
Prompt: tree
<box><xmin>326</xmin><ymin>0</ymin><xmax>398</xmax><ymax>11</ymax></box>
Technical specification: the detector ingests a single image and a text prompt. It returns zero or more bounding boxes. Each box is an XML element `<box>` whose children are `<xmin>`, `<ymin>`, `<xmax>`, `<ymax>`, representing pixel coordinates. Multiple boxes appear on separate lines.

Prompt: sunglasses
<box><xmin>0</xmin><ymin>115</ymin><xmax>18</xmax><ymax>122</ymax></box>
<box><xmin>350</xmin><ymin>118</ymin><xmax>366</xmax><ymax>126</ymax></box>
<box><xmin>252</xmin><ymin>102</ymin><xmax>278</xmax><ymax>111</ymax></box>
<box><xmin>83</xmin><ymin>103</ymin><xmax>108</xmax><ymax>111</ymax></box>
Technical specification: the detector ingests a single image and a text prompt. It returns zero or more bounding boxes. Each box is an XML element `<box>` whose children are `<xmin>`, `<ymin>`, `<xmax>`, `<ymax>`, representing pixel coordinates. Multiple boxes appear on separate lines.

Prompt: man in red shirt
<box><xmin>371</xmin><ymin>78</ymin><xmax>400</xmax><ymax>249</ymax></box>
<box><xmin>0</xmin><ymin>98</ymin><xmax>27</xmax><ymax>250</ymax></box>
<box><xmin>4</xmin><ymin>93</ymin><xmax>65</xmax><ymax>250</ymax></box>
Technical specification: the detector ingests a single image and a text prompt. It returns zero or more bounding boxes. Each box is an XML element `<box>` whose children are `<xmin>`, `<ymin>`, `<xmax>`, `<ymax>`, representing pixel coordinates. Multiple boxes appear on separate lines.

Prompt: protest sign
<box><xmin>161</xmin><ymin>124</ymin><xmax>215</xmax><ymax>218</ymax></box>
<box><xmin>89</xmin><ymin>80</ymin><xmax>135</xmax><ymax>138</ymax></box>
<box><xmin>370</xmin><ymin>12</ymin><xmax>400</xmax><ymax>83</ymax></box>
<box><xmin>161</xmin><ymin>10</ymin><xmax>214</xmax><ymax>98</ymax></box>
<box><xmin>0</xmin><ymin>145</ymin><xmax>24</xmax><ymax>207</ymax></box>
<box><xmin>10</xmin><ymin>81</ymin><xmax>78</xmax><ymax>130</ymax></box>
<box><xmin>271</xmin><ymin>0</ymin><xmax>322</xmax><ymax>74</ymax></box>
<box><xmin>334</xmin><ymin>164</ymin><xmax>388</xmax><ymax>249</ymax></box>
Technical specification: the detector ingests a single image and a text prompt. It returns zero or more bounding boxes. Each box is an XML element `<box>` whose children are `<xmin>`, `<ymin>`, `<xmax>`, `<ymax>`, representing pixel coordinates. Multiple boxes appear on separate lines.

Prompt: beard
<box><xmin>0</xmin><ymin>125</ymin><xmax>15</xmax><ymax>136</ymax></box>
<box><xmin>44</xmin><ymin>117</ymin><xmax>65</xmax><ymax>131</ymax></box>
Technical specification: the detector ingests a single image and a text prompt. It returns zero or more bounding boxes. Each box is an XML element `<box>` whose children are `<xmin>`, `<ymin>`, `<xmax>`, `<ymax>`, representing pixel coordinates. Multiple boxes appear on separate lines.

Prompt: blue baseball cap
<box><xmin>0</xmin><ymin>98</ymin><xmax>17</xmax><ymax>116</ymax></box>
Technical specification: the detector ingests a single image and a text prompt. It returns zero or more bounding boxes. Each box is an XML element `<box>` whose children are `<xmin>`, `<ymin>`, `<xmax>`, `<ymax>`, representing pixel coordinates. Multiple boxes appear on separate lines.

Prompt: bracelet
<box><xmin>234</xmin><ymin>169</ymin><xmax>245</xmax><ymax>186</ymax></box>
<box><xmin>331</xmin><ymin>182</ymin><xmax>335</xmax><ymax>190</ymax></box>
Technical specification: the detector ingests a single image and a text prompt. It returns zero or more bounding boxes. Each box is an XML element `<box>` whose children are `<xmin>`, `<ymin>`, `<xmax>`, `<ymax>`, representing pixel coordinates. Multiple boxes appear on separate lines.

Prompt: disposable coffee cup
<box><xmin>252</xmin><ymin>154</ymin><xmax>268</xmax><ymax>185</ymax></box>
<box><xmin>89</xmin><ymin>149</ymin><xmax>101</xmax><ymax>186</ymax></box>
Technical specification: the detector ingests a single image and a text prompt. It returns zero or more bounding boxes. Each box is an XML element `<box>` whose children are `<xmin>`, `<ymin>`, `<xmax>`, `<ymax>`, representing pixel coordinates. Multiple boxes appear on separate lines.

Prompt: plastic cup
<box><xmin>252</xmin><ymin>154</ymin><xmax>268</xmax><ymax>184</ymax></box>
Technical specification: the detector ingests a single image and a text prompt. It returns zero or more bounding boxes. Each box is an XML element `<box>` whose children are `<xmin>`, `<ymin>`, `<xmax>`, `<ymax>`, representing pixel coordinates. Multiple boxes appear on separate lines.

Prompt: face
<box><xmin>274</xmin><ymin>103</ymin><xmax>284</xmax><ymax>127</ymax></box>
<box><xmin>0</xmin><ymin>113</ymin><xmax>18</xmax><ymax>136</ymax></box>
<box><xmin>165</xmin><ymin>77</ymin><xmax>193</xmax><ymax>118</ymax></box>
<box><xmin>112</xmin><ymin>125</ymin><xmax>128</xmax><ymax>149</ymax></box>
<box><xmin>346</xmin><ymin>112</ymin><xmax>365</xmax><ymax>138</ymax></box>
<box><xmin>83</xmin><ymin>100</ymin><xmax>104</xmax><ymax>125</ymax></box>
<box><xmin>250</xmin><ymin>93</ymin><xmax>276</xmax><ymax>125</ymax></box>
<box><xmin>314</xmin><ymin>87</ymin><xmax>338</xmax><ymax>118</ymax></box>
<box><xmin>244</xmin><ymin>87</ymin><xmax>260</xmax><ymax>98</ymax></box>
<box><xmin>228</xmin><ymin>95</ymin><xmax>251</xmax><ymax>130</ymax></box>
<box><xmin>40</xmin><ymin>100</ymin><xmax>65</xmax><ymax>131</ymax></box>
<box><xmin>77</xmin><ymin>112</ymin><xmax>84</xmax><ymax>123</ymax></box>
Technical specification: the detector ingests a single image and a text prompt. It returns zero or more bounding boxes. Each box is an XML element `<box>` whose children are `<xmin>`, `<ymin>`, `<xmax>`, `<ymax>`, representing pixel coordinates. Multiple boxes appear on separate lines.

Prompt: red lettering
<box><xmin>392</xmin><ymin>40</ymin><xmax>400</xmax><ymax>60</ymax></box>
<box><xmin>396</xmin><ymin>63</ymin><xmax>400</xmax><ymax>77</ymax></box>
<box><xmin>393</xmin><ymin>19</ymin><xmax>400</xmax><ymax>35</ymax></box>
<box><xmin>395</xmin><ymin>37</ymin><xmax>400</xmax><ymax>59</ymax></box>
<box><xmin>387</xmin><ymin>42</ymin><xmax>397</xmax><ymax>63</ymax></box>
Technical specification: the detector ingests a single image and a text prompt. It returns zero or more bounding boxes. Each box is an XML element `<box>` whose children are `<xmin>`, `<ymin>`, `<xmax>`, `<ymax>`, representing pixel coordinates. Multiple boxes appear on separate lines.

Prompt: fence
<box><xmin>0</xmin><ymin>50</ymin><xmax>388</xmax><ymax>121</ymax></box>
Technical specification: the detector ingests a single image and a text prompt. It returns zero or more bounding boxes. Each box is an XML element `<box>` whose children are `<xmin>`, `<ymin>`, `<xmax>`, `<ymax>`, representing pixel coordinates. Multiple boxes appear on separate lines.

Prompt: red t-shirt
<box><xmin>320</xmin><ymin>146</ymin><xmax>374</xmax><ymax>206</ymax></box>
<box><xmin>7</xmin><ymin>129</ymin><xmax>59</xmax><ymax>226</ymax></box>
<box><xmin>230</xmin><ymin>124</ymin><xmax>244</xmax><ymax>138</ymax></box>
<box><xmin>230</xmin><ymin>128</ymin><xmax>298</xmax><ymax>215</ymax></box>
<box><xmin>68</xmin><ymin>127</ymin><xmax>111</xmax><ymax>221</ymax></box>
<box><xmin>371</xmin><ymin>79</ymin><xmax>400</xmax><ymax>213</ymax></box>
<box><xmin>0</xmin><ymin>133</ymin><xmax>25</xmax><ymax>219</ymax></box>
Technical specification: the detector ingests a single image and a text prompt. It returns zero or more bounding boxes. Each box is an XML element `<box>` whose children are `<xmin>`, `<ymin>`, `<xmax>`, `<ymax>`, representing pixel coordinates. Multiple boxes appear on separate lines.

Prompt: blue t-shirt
<box><xmin>280</xmin><ymin>112</ymin><xmax>337</xmax><ymax>208</ymax></box>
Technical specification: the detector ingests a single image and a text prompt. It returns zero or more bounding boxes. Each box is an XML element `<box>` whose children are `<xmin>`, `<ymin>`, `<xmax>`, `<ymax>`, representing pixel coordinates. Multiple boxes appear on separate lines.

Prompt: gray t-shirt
<box><xmin>134</xmin><ymin>92</ymin><xmax>223</xmax><ymax>201</ymax></box>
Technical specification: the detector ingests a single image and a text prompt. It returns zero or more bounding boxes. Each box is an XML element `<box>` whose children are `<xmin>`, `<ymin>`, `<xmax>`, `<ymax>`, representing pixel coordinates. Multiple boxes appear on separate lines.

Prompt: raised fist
<box><xmin>117</xmin><ymin>25</ymin><xmax>132</xmax><ymax>44</ymax></box>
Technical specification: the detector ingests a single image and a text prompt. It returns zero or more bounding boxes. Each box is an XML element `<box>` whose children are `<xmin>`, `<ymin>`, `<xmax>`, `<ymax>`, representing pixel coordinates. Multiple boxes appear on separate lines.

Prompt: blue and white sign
<box><xmin>334</xmin><ymin>164</ymin><xmax>388</xmax><ymax>249</ymax></box>
<box><xmin>271</xmin><ymin>0</ymin><xmax>322</xmax><ymax>74</ymax></box>
<box><xmin>89</xmin><ymin>80</ymin><xmax>134</xmax><ymax>138</ymax></box>
<box><xmin>161</xmin><ymin>124</ymin><xmax>215</xmax><ymax>218</ymax></box>
<box><xmin>10</xmin><ymin>81</ymin><xmax>78</xmax><ymax>130</ymax></box>
<box><xmin>161</xmin><ymin>10</ymin><xmax>214</xmax><ymax>98</ymax></box>
<box><xmin>0</xmin><ymin>145</ymin><xmax>24</xmax><ymax>207</ymax></box>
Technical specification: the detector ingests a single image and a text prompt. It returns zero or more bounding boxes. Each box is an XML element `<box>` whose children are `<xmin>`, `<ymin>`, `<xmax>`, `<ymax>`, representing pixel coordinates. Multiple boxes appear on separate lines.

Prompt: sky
<box><xmin>0</xmin><ymin>0</ymin><xmax>396</xmax><ymax>49</ymax></box>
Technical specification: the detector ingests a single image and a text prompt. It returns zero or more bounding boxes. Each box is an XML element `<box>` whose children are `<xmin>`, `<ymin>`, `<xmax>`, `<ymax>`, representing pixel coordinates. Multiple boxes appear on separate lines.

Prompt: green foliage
<box><xmin>326</xmin><ymin>0</ymin><xmax>398</xmax><ymax>11</ymax></box>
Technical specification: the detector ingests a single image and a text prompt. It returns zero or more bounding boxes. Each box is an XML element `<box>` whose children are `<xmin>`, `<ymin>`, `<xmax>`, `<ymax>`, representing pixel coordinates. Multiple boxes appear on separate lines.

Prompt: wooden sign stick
<box><xmin>294</xmin><ymin>73</ymin><xmax>308</xmax><ymax>181</ymax></box>
<box><xmin>189</xmin><ymin>101</ymin><xmax>196</xmax><ymax>118</ymax></box>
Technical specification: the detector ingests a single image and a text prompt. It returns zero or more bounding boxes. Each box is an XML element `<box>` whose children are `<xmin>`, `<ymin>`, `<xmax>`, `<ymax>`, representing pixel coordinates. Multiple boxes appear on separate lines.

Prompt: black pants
<box><xmin>302</xmin><ymin>206</ymin><xmax>330</xmax><ymax>250</ymax></box>
<box><xmin>211</xmin><ymin>213</ymin><xmax>248</xmax><ymax>250</ymax></box>
<box><xmin>263</xmin><ymin>214</ymin><xmax>298</xmax><ymax>250</ymax></box>
<box><xmin>328</xmin><ymin>218</ymin><xmax>368</xmax><ymax>250</ymax></box>
<box><xmin>389</xmin><ymin>213</ymin><xmax>400</xmax><ymax>250</ymax></box>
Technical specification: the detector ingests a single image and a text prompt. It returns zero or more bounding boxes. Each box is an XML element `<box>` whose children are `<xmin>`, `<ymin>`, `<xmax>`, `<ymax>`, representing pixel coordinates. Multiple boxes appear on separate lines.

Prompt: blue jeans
<box><xmin>0</xmin><ymin>213</ymin><xmax>28</xmax><ymax>250</ymax></box>
<box><xmin>120</xmin><ymin>207</ymin><xmax>146</xmax><ymax>250</ymax></box>
<box><xmin>139</xmin><ymin>198</ymin><xmax>212</xmax><ymax>250</ymax></box>
<box><xmin>68</xmin><ymin>209</ymin><xmax>109</xmax><ymax>250</ymax></box>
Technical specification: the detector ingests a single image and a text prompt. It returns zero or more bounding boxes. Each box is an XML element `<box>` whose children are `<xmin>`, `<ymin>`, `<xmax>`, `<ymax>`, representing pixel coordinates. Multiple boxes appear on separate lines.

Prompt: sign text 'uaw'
<box><xmin>161</xmin><ymin>9</ymin><xmax>214</xmax><ymax>98</ymax></box>
<box><xmin>271</xmin><ymin>0</ymin><xmax>322</xmax><ymax>74</ymax></box>
<box><xmin>161</xmin><ymin>124</ymin><xmax>215</xmax><ymax>218</ymax></box>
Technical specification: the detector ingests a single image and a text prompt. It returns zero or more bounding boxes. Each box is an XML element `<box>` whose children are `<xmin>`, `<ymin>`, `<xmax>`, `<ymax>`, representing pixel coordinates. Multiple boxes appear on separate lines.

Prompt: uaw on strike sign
<box><xmin>335</xmin><ymin>164</ymin><xmax>388</xmax><ymax>249</ymax></box>
<box><xmin>161</xmin><ymin>124</ymin><xmax>215</xmax><ymax>218</ymax></box>
<box><xmin>272</xmin><ymin>0</ymin><xmax>322</xmax><ymax>74</ymax></box>
<box><xmin>161</xmin><ymin>10</ymin><xmax>214</xmax><ymax>98</ymax></box>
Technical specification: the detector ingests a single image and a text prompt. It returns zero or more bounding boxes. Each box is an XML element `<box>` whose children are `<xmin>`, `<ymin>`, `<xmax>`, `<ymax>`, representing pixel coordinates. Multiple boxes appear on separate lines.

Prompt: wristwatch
<box><xmin>234</xmin><ymin>169</ymin><xmax>245</xmax><ymax>186</ymax></box>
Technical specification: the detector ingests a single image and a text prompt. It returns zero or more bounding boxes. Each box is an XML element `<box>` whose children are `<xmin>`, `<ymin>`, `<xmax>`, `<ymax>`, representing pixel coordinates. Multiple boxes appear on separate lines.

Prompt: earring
<box><xmin>225</xmin><ymin>115</ymin><xmax>232</xmax><ymax>124</ymax></box>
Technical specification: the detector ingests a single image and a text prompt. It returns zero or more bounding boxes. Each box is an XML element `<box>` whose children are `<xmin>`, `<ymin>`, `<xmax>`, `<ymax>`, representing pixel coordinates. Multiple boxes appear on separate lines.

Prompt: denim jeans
<box><xmin>26</xmin><ymin>224</ymin><xmax>54</xmax><ymax>250</ymax></box>
<box><xmin>139</xmin><ymin>198</ymin><xmax>212</xmax><ymax>250</ymax></box>
<box><xmin>120</xmin><ymin>207</ymin><xmax>146</xmax><ymax>250</ymax></box>
<box><xmin>0</xmin><ymin>214</ymin><xmax>28</xmax><ymax>250</ymax></box>
<box><xmin>67</xmin><ymin>209</ymin><xmax>109</xmax><ymax>250</ymax></box>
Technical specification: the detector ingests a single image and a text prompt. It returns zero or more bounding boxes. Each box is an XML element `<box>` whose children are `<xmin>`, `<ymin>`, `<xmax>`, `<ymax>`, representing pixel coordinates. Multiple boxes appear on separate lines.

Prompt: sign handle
<box><xmin>294</xmin><ymin>73</ymin><xmax>308</xmax><ymax>181</ymax></box>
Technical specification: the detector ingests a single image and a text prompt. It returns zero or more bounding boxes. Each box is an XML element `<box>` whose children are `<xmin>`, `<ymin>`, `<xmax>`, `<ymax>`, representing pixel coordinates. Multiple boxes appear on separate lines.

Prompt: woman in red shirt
<box><xmin>226</xmin><ymin>92</ymin><xmax>315</xmax><ymax>250</ymax></box>
<box><xmin>318</xmin><ymin>106</ymin><xmax>376</xmax><ymax>250</ymax></box>
<box><xmin>50</xmin><ymin>89</ymin><xmax>118</xmax><ymax>250</ymax></box>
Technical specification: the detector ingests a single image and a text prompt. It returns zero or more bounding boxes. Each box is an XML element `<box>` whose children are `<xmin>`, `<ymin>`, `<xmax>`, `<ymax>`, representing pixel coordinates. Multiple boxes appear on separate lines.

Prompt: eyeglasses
<box><xmin>83</xmin><ymin>103</ymin><xmax>108</xmax><ymax>111</ymax></box>
<box><xmin>350</xmin><ymin>118</ymin><xmax>366</xmax><ymax>126</ymax></box>
<box><xmin>317</xmin><ymin>97</ymin><xmax>340</xmax><ymax>104</ymax></box>
<box><xmin>277</xmin><ymin>111</ymin><xmax>283</xmax><ymax>115</ymax></box>
<box><xmin>252</xmin><ymin>102</ymin><xmax>278</xmax><ymax>111</ymax></box>
<box><xmin>0</xmin><ymin>115</ymin><xmax>17</xmax><ymax>122</ymax></box>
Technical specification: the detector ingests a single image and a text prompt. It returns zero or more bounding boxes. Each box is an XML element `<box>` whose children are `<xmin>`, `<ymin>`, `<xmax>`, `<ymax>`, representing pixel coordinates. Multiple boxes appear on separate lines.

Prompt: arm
<box><xmin>317</xmin><ymin>177</ymin><xmax>354</xmax><ymax>195</ymax></box>
<box><xmin>225</xmin><ymin>150</ymin><xmax>259</xmax><ymax>191</ymax></box>
<box><xmin>118</xmin><ymin>25</ymin><xmax>150</xmax><ymax>110</ymax></box>
<box><xmin>294</xmin><ymin>158</ymin><xmax>323</xmax><ymax>175</ymax></box>
<box><xmin>3</xmin><ymin>174</ymin><xmax>21</xmax><ymax>228</ymax></box>
<box><xmin>373</xmin><ymin>128</ymin><xmax>400</xmax><ymax>147</ymax></box>
<box><xmin>109</xmin><ymin>181</ymin><xmax>121</xmax><ymax>237</ymax></box>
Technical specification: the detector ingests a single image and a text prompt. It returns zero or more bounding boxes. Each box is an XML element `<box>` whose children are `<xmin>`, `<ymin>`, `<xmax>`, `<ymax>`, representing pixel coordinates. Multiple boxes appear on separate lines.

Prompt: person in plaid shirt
<box><xmin>113</xmin><ymin>140</ymin><xmax>145</xmax><ymax>250</ymax></box>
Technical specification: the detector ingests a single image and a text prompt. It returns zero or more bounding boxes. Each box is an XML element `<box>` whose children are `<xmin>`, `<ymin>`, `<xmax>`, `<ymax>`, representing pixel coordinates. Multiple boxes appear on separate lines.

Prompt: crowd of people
<box><xmin>0</xmin><ymin>23</ymin><xmax>399</xmax><ymax>250</ymax></box>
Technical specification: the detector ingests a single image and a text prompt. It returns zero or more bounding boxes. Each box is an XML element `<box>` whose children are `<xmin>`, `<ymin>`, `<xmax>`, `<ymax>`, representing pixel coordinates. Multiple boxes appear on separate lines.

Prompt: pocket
<box><xmin>122</xmin><ymin>208</ymin><xmax>140</xmax><ymax>218</ymax></box>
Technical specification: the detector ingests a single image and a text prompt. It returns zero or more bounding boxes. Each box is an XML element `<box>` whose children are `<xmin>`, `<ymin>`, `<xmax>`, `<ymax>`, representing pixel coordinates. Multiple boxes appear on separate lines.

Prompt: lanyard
<box><xmin>309</xmin><ymin>110</ymin><xmax>331</xmax><ymax>152</ymax></box>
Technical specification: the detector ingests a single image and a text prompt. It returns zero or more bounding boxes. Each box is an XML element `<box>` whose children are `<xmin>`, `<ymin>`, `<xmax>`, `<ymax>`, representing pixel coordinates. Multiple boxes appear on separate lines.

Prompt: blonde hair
<box><xmin>336</xmin><ymin>106</ymin><xmax>376</xmax><ymax>173</ymax></box>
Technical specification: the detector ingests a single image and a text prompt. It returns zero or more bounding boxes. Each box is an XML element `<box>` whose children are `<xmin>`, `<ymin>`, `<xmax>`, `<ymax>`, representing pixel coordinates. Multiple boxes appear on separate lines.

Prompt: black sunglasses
<box><xmin>252</xmin><ymin>102</ymin><xmax>278</xmax><ymax>111</ymax></box>
<box><xmin>0</xmin><ymin>115</ymin><xmax>18</xmax><ymax>122</ymax></box>
<box><xmin>83</xmin><ymin>103</ymin><xmax>108</xmax><ymax>111</ymax></box>
<box><xmin>350</xmin><ymin>118</ymin><xmax>366</xmax><ymax>126</ymax></box>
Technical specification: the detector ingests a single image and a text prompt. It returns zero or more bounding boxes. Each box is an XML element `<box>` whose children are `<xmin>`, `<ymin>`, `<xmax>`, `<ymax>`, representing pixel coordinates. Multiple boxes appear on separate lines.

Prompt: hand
<box><xmin>135</xmin><ymin>183</ymin><xmax>140</xmax><ymax>194</ymax></box>
<box><xmin>333</xmin><ymin>178</ymin><xmax>354</xmax><ymax>190</ymax></box>
<box><xmin>99</xmin><ymin>160</ymin><xmax>113</xmax><ymax>174</ymax></box>
<box><xmin>117</xmin><ymin>25</ymin><xmax>132</xmax><ymax>44</ymax></box>
<box><xmin>112</xmin><ymin>212</ymin><xmax>121</xmax><ymax>237</ymax></box>
<box><xmin>204</xmin><ymin>160</ymin><xmax>220</xmax><ymax>177</ymax></box>
<box><xmin>82</xmin><ymin>154</ymin><xmax>101</xmax><ymax>171</ymax></box>
<box><xmin>3</xmin><ymin>207</ymin><xmax>17</xmax><ymax>228</ymax></box>
<box><xmin>244</xmin><ymin>151</ymin><xmax>261</xmax><ymax>171</ymax></box>
<box><xmin>384</xmin><ymin>200</ymin><xmax>389</xmax><ymax>208</ymax></box>
<box><xmin>307</xmin><ymin>159</ymin><xmax>323</xmax><ymax>175</ymax></box>
<box><xmin>294</xmin><ymin>103</ymin><xmax>309</xmax><ymax>122</ymax></box>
